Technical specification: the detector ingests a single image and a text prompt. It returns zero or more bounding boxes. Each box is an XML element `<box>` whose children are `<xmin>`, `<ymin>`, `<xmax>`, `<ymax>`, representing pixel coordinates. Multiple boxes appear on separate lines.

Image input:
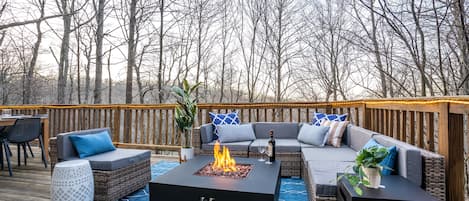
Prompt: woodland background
<box><xmin>0</xmin><ymin>0</ymin><xmax>468</xmax><ymax>104</ymax></box>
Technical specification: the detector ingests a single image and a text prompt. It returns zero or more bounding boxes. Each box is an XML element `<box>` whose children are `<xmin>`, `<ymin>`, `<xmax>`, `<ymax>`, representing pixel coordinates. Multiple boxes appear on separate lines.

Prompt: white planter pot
<box><xmin>362</xmin><ymin>167</ymin><xmax>381</xmax><ymax>189</ymax></box>
<box><xmin>180</xmin><ymin>147</ymin><xmax>194</xmax><ymax>162</ymax></box>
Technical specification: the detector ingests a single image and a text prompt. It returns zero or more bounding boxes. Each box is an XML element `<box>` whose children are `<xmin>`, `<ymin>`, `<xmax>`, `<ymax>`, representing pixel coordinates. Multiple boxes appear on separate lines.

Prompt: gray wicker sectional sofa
<box><xmin>193</xmin><ymin>122</ymin><xmax>446</xmax><ymax>201</ymax></box>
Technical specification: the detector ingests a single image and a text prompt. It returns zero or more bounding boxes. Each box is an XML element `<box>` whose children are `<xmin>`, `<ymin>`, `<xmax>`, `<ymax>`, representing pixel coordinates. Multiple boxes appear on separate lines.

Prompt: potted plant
<box><xmin>341</xmin><ymin>146</ymin><xmax>389</xmax><ymax>195</ymax></box>
<box><xmin>172</xmin><ymin>79</ymin><xmax>201</xmax><ymax>162</ymax></box>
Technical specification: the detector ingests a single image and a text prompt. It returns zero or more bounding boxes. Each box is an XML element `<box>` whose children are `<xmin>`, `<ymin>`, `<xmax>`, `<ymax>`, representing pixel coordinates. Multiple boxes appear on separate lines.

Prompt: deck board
<box><xmin>0</xmin><ymin>146</ymin><xmax>178</xmax><ymax>201</ymax></box>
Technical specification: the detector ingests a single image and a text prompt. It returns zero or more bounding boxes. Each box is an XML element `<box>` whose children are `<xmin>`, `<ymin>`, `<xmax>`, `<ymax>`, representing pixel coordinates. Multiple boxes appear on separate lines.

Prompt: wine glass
<box><xmin>257</xmin><ymin>144</ymin><xmax>266</xmax><ymax>162</ymax></box>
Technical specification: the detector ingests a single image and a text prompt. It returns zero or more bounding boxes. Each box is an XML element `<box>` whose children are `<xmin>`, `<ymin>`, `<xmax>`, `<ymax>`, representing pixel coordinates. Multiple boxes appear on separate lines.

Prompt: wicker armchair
<box><xmin>49</xmin><ymin>128</ymin><xmax>151</xmax><ymax>201</ymax></box>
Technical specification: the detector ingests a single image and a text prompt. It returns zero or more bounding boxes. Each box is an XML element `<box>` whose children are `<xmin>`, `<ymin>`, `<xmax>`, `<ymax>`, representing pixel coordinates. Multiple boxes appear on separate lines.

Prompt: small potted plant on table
<box><xmin>341</xmin><ymin>146</ymin><xmax>389</xmax><ymax>195</ymax></box>
<box><xmin>172</xmin><ymin>79</ymin><xmax>201</xmax><ymax>162</ymax></box>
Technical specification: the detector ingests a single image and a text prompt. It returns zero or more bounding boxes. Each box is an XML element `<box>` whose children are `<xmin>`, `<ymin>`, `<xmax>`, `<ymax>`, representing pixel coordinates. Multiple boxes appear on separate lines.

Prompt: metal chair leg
<box><xmin>0</xmin><ymin>142</ymin><xmax>3</xmax><ymax>170</ymax></box>
<box><xmin>17</xmin><ymin>144</ymin><xmax>20</xmax><ymax>167</ymax></box>
<box><xmin>22</xmin><ymin>143</ymin><xmax>27</xmax><ymax>166</ymax></box>
<box><xmin>38</xmin><ymin>136</ymin><xmax>47</xmax><ymax>168</ymax></box>
<box><xmin>3</xmin><ymin>142</ymin><xmax>12</xmax><ymax>176</ymax></box>
<box><xmin>27</xmin><ymin>142</ymin><xmax>34</xmax><ymax>158</ymax></box>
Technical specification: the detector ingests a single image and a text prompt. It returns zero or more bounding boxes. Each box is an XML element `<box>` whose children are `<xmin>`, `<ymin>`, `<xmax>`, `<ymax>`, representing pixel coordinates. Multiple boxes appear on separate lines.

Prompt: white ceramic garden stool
<box><xmin>51</xmin><ymin>160</ymin><xmax>94</xmax><ymax>201</ymax></box>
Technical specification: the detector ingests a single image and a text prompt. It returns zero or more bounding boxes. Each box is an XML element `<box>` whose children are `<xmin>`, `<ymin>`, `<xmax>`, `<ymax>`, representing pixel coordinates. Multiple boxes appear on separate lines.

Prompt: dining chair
<box><xmin>0</xmin><ymin>118</ymin><xmax>47</xmax><ymax>176</ymax></box>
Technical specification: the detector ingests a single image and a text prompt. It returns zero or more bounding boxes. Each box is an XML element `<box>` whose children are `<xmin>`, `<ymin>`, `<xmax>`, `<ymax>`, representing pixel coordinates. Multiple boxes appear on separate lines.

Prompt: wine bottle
<box><xmin>267</xmin><ymin>130</ymin><xmax>276</xmax><ymax>162</ymax></box>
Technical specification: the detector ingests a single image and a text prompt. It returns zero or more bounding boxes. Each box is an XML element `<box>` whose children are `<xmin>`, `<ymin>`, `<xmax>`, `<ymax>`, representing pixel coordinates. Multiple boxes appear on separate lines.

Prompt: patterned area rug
<box><xmin>121</xmin><ymin>161</ymin><xmax>308</xmax><ymax>201</ymax></box>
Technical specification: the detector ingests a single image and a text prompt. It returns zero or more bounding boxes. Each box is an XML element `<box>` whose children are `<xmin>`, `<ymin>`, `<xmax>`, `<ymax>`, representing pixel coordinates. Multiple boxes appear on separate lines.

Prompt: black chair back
<box><xmin>6</xmin><ymin>118</ymin><xmax>41</xmax><ymax>143</ymax></box>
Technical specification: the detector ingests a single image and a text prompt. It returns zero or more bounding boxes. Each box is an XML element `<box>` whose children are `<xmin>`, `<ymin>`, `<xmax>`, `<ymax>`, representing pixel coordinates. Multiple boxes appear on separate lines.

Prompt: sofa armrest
<box><xmin>420</xmin><ymin>150</ymin><xmax>446</xmax><ymax>201</ymax></box>
<box><xmin>193</xmin><ymin>127</ymin><xmax>202</xmax><ymax>154</ymax></box>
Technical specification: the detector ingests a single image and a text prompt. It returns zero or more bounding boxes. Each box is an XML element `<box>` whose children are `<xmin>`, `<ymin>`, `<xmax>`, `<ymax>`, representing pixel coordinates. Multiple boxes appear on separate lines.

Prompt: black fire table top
<box><xmin>150</xmin><ymin>156</ymin><xmax>281</xmax><ymax>201</ymax></box>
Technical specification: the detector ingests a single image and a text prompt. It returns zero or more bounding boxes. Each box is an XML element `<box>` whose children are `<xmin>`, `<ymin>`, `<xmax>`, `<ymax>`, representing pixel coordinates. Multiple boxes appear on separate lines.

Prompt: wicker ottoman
<box><xmin>51</xmin><ymin>160</ymin><xmax>94</xmax><ymax>201</ymax></box>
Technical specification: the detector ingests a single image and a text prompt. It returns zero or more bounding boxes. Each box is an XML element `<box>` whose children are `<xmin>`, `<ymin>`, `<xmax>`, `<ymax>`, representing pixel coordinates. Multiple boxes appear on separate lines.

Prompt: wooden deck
<box><xmin>0</xmin><ymin>146</ymin><xmax>178</xmax><ymax>201</ymax></box>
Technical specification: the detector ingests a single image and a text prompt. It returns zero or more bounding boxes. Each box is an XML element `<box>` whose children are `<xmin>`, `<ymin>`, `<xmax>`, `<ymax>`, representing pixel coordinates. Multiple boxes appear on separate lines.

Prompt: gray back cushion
<box><xmin>57</xmin><ymin>128</ymin><xmax>112</xmax><ymax>160</ymax></box>
<box><xmin>217</xmin><ymin>124</ymin><xmax>256</xmax><ymax>143</ymax></box>
<box><xmin>297</xmin><ymin>124</ymin><xmax>329</xmax><ymax>146</ymax></box>
<box><xmin>345</xmin><ymin>125</ymin><xmax>376</xmax><ymax>151</ymax></box>
<box><xmin>199</xmin><ymin>123</ymin><xmax>214</xmax><ymax>144</ymax></box>
<box><xmin>253</xmin><ymin>122</ymin><xmax>299</xmax><ymax>139</ymax></box>
<box><xmin>373</xmin><ymin>135</ymin><xmax>422</xmax><ymax>186</ymax></box>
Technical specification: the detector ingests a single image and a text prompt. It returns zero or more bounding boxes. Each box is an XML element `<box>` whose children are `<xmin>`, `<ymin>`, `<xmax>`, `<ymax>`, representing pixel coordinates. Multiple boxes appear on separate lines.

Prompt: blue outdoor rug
<box><xmin>121</xmin><ymin>161</ymin><xmax>308</xmax><ymax>201</ymax></box>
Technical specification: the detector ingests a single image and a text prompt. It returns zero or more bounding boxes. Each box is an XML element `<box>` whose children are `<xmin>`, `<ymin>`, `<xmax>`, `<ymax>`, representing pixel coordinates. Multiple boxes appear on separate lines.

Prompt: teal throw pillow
<box><xmin>69</xmin><ymin>131</ymin><xmax>116</xmax><ymax>158</ymax></box>
<box><xmin>362</xmin><ymin>139</ymin><xmax>398</xmax><ymax>175</ymax></box>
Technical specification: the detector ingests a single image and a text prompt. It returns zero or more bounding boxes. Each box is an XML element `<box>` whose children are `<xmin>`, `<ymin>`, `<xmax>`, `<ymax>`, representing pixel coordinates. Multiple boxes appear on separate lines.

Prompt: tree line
<box><xmin>0</xmin><ymin>0</ymin><xmax>468</xmax><ymax>104</ymax></box>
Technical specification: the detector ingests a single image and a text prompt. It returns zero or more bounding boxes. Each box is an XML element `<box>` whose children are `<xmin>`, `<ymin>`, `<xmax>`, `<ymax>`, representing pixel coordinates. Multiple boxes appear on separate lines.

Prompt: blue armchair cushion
<box><xmin>362</xmin><ymin>139</ymin><xmax>398</xmax><ymax>175</ymax></box>
<box><xmin>69</xmin><ymin>131</ymin><xmax>116</xmax><ymax>158</ymax></box>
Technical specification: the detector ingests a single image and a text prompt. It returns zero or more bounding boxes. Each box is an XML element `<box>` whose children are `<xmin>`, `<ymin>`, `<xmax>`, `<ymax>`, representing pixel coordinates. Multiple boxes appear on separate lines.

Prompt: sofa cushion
<box><xmin>321</xmin><ymin>120</ymin><xmax>349</xmax><ymax>147</ymax></box>
<box><xmin>209</xmin><ymin>112</ymin><xmax>241</xmax><ymax>140</ymax></box>
<box><xmin>311</xmin><ymin>112</ymin><xmax>348</xmax><ymax>126</ymax></box>
<box><xmin>373</xmin><ymin>135</ymin><xmax>422</xmax><ymax>186</ymax></box>
<box><xmin>217</xmin><ymin>124</ymin><xmax>256</xmax><ymax>143</ymax></box>
<box><xmin>301</xmin><ymin>146</ymin><xmax>356</xmax><ymax>162</ymax></box>
<box><xmin>300</xmin><ymin>142</ymin><xmax>320</xmax><ymax>149</ymax></box>
<box><xmin>308</xmin><ymin>160</ymin><xmax>354</xmax><ymax>197</ymax></box>
<box><xmin>249</xmin><ymin>139</ymin><xmax>301</xmax><ymax>152</ymax></box>
<box><xmin>83</xmin><ymin>148</ymin><xmax>151</xmax><ymax>171</ymax></box>
<box><xmin>202</xmin><ymin>140</ymin><xmax>252</xmax><ymax>152</ymax></box>
<box><xmin>69</xmin><ymin>131</ymin><xmax>116</xmax><ymax>158</ymax></box>
<box><xmin>344</xmin><ymin>125</ymin><xmax>376</xmax><ymax>151</ymax></box>
<box><xmin>297</xmin><ymin>124</ymin><xmax>329</xmax><ymax>146</ymax></box>
<box><xmin>57</xmin><ymin>128</ymin><xmax>112</xmax><ymax>160</ymax></box>
<box><xmin>253</xmin><ymin>122</ymin><xmax>299</xmax><ymax>139</ymax></box>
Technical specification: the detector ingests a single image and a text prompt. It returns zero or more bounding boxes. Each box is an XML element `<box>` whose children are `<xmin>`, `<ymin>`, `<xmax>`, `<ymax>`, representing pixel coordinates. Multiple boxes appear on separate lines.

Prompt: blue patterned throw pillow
<box><xmin>311</xmin><ymin>112</ymin><xmax>348</xmax><ymax>126</ymax></box>
<box><xmin>209</xmin><ymin>112</ymin><xmax>241</xmax><ymax>140</ymax></box>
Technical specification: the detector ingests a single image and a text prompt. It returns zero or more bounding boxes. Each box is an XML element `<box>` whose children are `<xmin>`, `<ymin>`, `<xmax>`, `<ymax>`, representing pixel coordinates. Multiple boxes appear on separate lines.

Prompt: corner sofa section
<box><xmin>193</xmin><ymin>122</ymin><xmax>446</xmax><ymax>201</ymax></box>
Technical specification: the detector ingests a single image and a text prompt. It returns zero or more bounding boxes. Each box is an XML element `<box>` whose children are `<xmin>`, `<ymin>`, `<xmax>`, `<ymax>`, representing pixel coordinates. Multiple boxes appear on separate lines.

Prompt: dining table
<box><xmin>0</xmin><ymin>115</ymin><xmax>50</xmax><ymax>160</ymax></box>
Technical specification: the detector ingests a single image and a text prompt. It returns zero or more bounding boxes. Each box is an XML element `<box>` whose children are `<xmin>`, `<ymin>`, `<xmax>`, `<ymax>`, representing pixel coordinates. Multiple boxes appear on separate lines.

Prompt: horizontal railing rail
<box><xmin>3</xmin><ymin>96</ymin><xmax>469</xmax><ymax>201</ymax></box>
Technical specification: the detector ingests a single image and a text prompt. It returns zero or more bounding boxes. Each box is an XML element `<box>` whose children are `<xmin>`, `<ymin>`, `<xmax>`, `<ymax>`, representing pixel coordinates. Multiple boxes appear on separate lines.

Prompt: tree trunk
<box><xmin>94</xmin><ymin>0</ymin><xmax>105</xmax><ymax>104</ymax></box>
<box><xmin>107</xmin><ymin>46</ymin><xmax>112</xmax><ymax>103</ymax></box>
<box><xmin>126</xmin><ymin>0</ymin><xmax>137</xmax><ymax>104</ymax></box>
<box><xmin>452</xmin><ymin>0</ymin><xmax>469</xmax><ymax>94</ymax></box>
<box><xmin>57</xmin><ymin>0</ymin><xmax>71</xmax><ymax>104</ymax></box>
<box><xmin>158</xmin><ymin>0</ymin><xmax>164</xmax><ymax>103</ymax></box>
<box><xmin>24</xmin><ymin>0</ymin><xmax>45</xmax><ymax>104</ymax></box>
<box><xmin>369</xmin><ymin>0</ymin><xmax>387</xmax><ymax>98</ymax></box>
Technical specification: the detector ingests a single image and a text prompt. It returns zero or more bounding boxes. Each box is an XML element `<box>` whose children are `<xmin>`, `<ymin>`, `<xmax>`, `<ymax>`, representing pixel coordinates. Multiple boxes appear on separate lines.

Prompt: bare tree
<box><xmin>94</xmin><ymin>0</ymin><xmax>105</xmax><ymax>103</ymax></box>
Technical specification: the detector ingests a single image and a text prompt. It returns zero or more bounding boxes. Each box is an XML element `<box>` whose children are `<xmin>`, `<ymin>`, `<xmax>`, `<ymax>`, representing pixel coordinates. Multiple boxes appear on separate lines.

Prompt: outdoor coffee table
<box><xmin>150</xmin><ymin>156</ymin><xmax>281</xmax><ymax>201</ymax></box>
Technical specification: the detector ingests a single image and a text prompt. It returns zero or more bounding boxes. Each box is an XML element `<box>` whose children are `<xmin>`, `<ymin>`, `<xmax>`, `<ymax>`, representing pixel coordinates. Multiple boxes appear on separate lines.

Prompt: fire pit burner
<box><xmin>194</xmin><ymin>163</ymin><xmax>252</xmax><ymax>179</ymax></box>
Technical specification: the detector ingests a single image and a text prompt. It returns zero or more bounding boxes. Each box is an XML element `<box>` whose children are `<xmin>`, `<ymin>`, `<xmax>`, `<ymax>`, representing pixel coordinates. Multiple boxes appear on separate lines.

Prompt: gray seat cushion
<box><xmin>202</xmin><ymin>140</ymin><xmax>253</xmax><ymax>151</ymax></box>
<box><xmin>82</xmin><ymin>148</ymin><xmax>151</xmax><ymax>171</ymax></box>
<box><xmin>344</xmin><ymin>125</ymin><xmax>376</xmax><ymax>151</ymax></box>
<box><xmin>57</xmin><ymin>128</ymin><xmax>112</xmax><ymax>160</ymax></box>
<box><xmin>301</xmin><ymin>146</ymin><xmax>356</xmax><ymax>162</ymax></box>
<box><xmin>253</xmin><ymin>122</ymin><xmax>299</xmax><ymax>139</ymax></box>
<box><xmin>300</xmin><ymin>142</ymin><xmax>320</xmax><ymax>149</ymax></box>
<box><xmin>373</xmin><ymin>135</ymin><xmax>422</xmax><ymax>186</ymax></box>
<box><xmin>308</xmin><ymin>160</ymin><xmax>354</xmax><ymax>197</ymax></box>
<box><xmin>249</xmin><ymin>139</ymin><xmax>301</xmax><ymax>152</ymax></box>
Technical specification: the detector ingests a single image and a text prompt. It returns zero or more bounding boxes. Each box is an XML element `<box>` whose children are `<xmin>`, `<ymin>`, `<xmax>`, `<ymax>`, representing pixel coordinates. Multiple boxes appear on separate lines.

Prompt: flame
<box><xmin>212</xmin><ymin>141</ymin><xmax>238</xmax><ymax>172</ymax></box>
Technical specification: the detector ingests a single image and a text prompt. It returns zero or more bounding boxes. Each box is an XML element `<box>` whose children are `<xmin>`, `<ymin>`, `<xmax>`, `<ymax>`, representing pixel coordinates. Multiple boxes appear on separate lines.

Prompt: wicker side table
<box><xmin>51</xmin><ymin>160</ymin><xmax>94</xmax><ymax>201</ymax></box>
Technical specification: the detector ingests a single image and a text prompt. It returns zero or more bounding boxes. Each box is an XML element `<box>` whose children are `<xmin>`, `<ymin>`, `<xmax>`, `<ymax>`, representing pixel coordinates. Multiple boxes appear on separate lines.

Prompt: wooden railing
<box><xmin>2</xmin><ymin>97</ymin><xmax>469</xmax><ymax>201</ymax></box>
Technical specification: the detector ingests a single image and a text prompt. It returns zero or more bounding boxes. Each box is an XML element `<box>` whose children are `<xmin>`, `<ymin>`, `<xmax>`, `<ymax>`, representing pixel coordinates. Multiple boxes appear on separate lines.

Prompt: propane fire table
<box><xmin>149</xmin><ymin>155</ymin><xmax>281</xmax><ymax>201</ymax></box>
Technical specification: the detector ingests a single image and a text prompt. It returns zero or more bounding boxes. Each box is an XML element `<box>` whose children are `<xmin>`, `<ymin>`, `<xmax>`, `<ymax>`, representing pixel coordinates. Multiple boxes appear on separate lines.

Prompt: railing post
<box><xmin>113</xmin><ymin>107</ymin><xmax>121</xmax><ymax>142</ymax></box>
<box><xmin>361</xmin><ymin>103</ymin><xmax>370</xmax><ymax>129</ymax></box>
<box><xmin>438</xmin><ymin>102</ymin><xmax>464</xmax><ymax>201</ymax></box>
